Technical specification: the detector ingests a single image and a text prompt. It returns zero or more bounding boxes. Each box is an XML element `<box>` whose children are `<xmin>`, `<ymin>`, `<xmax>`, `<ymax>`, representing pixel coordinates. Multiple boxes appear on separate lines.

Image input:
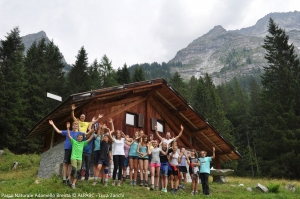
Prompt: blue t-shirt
<box><xmin>83</xmin><ymin>136</ymin><xmax>94</xmax><ymax>154</ymax></box>
<box><xmin>61</xmin><ymin>130</ymin><xmax>85</xmax><ymax>150</ymax></box>
<box><xmin>94</xmin><ymin>134</ymin><xmax>101</xmax><ymax>151</ymax></box>
<box><xmin>129</xmin><ymin>141</ymin><xmax>139</xmax><ymax>156</ymax></box>
<box><xmin>199</xmin><ymin>156</ymin><xmax>212</xmax><ymax>174</ymax></box>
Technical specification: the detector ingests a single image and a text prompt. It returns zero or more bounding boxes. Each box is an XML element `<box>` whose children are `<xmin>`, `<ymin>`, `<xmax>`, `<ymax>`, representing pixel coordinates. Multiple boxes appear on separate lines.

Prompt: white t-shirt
<box><xmin>113</xmin><ymin>138</ymin><xmax>125</xmax><ymax>155</ymax></box>
<box><xmin>169</xmin><ymin>151</ymin><xmax>179</xmax><ymax>165</ymax></box>
<box><xmin>163</xmin><ymin>138</ymin><xmax>174</xmax><ymax>145</ymax></box>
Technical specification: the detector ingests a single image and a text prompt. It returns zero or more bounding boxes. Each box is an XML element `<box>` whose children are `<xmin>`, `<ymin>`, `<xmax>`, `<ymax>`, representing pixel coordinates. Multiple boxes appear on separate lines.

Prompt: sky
<box><xmin>0</xmin><ymin>0</ymin><xmax>299</xmax><ymax>69</ymax></box>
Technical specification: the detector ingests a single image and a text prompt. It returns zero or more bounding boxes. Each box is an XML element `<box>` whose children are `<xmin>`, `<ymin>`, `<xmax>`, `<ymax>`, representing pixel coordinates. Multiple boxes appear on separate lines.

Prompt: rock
<box><xmin>35</xmin><ymin>180</ymin><xmax>39</xmax><ymax>184</ymax></box>
<box><xmin>0</xmin><ymin>150</ymin><xmax>4</xmax><ymax>155</ymax></box>
<box><xmin>256</xmin><ymin>183</ymin><xmax>269</xmax><ymax>193</ymax></box>
<box><xmin>12</xmin><ymin>162</ymin><xmax>19</xmax><ymax>169</ymax></box>
<box><xmin>285</xmin><ymin>184</ymin><xmax>296</xmax><ymax>193</ymax></box>
<box><xmin>247</xmin><ymin>187</ymin><xmax>252</xmax><ymax>192</ymax></box>
<box><xmin>238</xmin><ymin>184</ymin><xmax>244</xmax><ymax>187</ymax></box>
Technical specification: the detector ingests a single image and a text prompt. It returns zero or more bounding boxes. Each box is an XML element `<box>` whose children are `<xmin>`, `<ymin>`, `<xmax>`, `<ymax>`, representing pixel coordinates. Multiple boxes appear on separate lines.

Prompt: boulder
<box><xmin>247</xmin><ymin>187</ymin><xmax>252</xmax><ymax>192</ymax></box>
<box><xmin>285</xmin><ymin>184</ymin><xmax>296</xmax><ymax>193</ymax></box>
<box><xmin>256</xmin><ymin>183</ymin><xmax>268</xmax><ymax>193</ymax></box>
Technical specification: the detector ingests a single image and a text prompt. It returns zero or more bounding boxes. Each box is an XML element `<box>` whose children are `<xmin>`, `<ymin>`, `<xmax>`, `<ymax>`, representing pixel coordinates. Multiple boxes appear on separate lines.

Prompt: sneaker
<box><xmin>133</xmin><ymin>181</ymin><xmax>137</xmax><ymax>186</ymax></box>
<box><xmin>170</xmin><ymin>189</ymin><xmax>175</xmax><ymax>194</ymax></box>
<box><xmin>92</xmin><ymin>181</ymin><xmax>97</xmax><ymax>186</ymax></box>
<box><xmin>163</xmin><ymin>188</ymin><xmax>167</xmax><ymax>193</ymax></box>
<box><xmin>191</xmin><ymin>191</ymin><xmax>194</xmax><ymax>195</ymax></box>
<box><xmin>140</xmin><ymin>180</ymin><xmax>144</xmax><ymax>186</ymax></box>
<box><xmin>66</xmin><ymin>179</ymin><xmax>71</xmax><ymax>185</ymax></box>
<box><xmin>150</xmin><ymin>184</ymin><xmax>154</xmax><ymax>191</ymax></box>
<box><xmin>174</xmin><ymin>189</ymin><xmax>178</xmax><ymax>194</ymax></box>
<box><xmin>194</xmin><ymin>191</ymin><xmax>199</xmax><ymax>195</ymax></box>
<box><xmin>104</xmin><ymin>178</ymin><xmax>108</xmax><ymax>186</ymax></box>
<box><xmin>112</xmin><ymin>180</ymin><xmax>115</xmax><ymax>186</ymax></box>
<box><xmin>117</xmin><ymin>180</ymin><xmax>121</xmax><ymax>186</ymax></box>
<box><xmin>71</xmin><ymin>184</ymin><xmax>76</xmax><ymax>190</ymax></box>
<box><xmin>130</xmin><ymin>181</ymin><xmax>133</xmax><ymax>186</ymax></box>
<box><xmin>144</xmin><ymin>181</ymin><xmax>148</xmax><ymax>187</ymax></box>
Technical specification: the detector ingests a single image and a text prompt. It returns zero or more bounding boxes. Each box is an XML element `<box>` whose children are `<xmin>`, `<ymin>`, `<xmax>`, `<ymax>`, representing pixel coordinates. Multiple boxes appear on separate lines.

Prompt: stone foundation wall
<box><xmin>37</xmin><ymin>141</ymin><xmax>64</xmax><ymax>178</ymax></box>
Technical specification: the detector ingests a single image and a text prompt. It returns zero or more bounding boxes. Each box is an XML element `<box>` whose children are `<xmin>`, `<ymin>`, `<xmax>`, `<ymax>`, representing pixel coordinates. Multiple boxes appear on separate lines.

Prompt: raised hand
<box><xmin>71</xmin><ymin>104</ymin><xmax>76</xmax><ymax>110</ymax></box>
<box><xmin>92</xmin><ymin>116</ymin><xmax>97</xmax><ymax>122</ymax></box>
<box><xmin>49</xmin><ymin>120</ymin><xmax>54</xmax><ymax>125</ymax></box>
<box><xmin>98</xmin><ymin>114</ymin><xmax>104</xmax><ymax>119</ymax></box>
<box><xmin>180</xmin><ymin>124</ymin><xmax>184</xmax><ymax>131</ymax></box>
<box><xmin>154</xmin><ymin>125</ymin><xmax>157</xmax><ymax>131</ymax></box>
<box><xmin>108</xmin><ymin>118</ymin><xmax>113</xmax><ymax>123</ymax></box>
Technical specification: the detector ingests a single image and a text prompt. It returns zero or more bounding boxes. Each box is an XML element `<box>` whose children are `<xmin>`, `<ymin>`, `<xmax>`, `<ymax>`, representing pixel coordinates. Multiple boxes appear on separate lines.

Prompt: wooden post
<box><xmin>50</xmin><ymin>129</ymin><xmax>55</xmax><ymax>149</ymax></box>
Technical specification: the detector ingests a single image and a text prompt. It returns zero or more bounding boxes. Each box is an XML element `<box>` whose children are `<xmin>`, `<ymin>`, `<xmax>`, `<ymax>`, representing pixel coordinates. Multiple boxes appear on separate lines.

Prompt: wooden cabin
<box><xmin>26</xmin><ymin>79</ymin><xmax>241</xmax><ymax>178</ymax></box>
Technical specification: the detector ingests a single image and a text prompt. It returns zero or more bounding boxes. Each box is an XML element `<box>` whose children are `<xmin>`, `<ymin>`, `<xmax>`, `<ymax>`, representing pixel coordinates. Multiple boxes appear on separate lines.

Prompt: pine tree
<box><xmin>0</xmin><ymin>27</ymin><xmax>28</xmax><ymax>153</ymax></box>
<box><xmin>99</xmin><ymin>54</ymin><xmax>118</xmax><ymax>87</ymax></box>
<box><xmin>132</xmin><ymin>66</ymin><xmax>145</xmax><ymax>82</ymax></box>
<box><xmin>68</xmin><ymin>46</ymin><xmax>90</xmax><ymax>94</ymax></box>
<box><xmin>259</xmin><ymin>18</ymin><xmax>300</xmax><ymax>178</ymax></box>
<box><xmin>116</xmin><ymin>63</ymin><xmax>131</xmax><ymax>84</ymax></box>
<box><xmin>88</xmin><ymin>59</ymin><xmax>103</xmax><ymax>90</ymax></box>
<box><xmin>169</xmin><ymin>71</ymin><xmax>188</xmax><ymax>99</ymax></box>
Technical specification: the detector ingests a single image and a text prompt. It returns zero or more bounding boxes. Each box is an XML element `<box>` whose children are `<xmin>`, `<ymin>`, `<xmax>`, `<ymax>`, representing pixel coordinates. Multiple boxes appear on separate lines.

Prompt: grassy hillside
<box><xmin>0</xmin><ymin>149</ymin><xmax>299</xmax><ymax>199</ymax></box>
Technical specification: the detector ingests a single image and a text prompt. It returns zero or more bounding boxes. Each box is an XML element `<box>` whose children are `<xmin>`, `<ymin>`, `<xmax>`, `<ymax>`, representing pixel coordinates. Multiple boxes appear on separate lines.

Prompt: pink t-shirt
<box><xmin>124</xmin><ymin>143</ymin><xmax>130</xmax><ymax>158</ymax></box>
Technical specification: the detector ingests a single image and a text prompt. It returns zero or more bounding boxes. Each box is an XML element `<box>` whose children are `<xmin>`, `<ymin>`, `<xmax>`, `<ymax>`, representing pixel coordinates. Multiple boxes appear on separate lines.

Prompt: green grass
<box><xmin>0</xmin><ymin>149</ymin><xmax>300</xmax><ymax>199</ymax></box>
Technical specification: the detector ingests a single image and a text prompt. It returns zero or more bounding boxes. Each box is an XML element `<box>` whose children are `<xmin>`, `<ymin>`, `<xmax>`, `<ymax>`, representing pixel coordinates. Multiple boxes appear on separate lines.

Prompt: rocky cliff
<box><xmin>169</xmin><ymin>11</ymin><xmax>300</xmax><ymax>85</ymax></box>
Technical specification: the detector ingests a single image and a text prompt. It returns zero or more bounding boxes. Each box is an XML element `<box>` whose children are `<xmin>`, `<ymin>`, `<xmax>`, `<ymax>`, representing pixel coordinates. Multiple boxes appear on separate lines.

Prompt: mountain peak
<box><xmin>208</xmin><ymin>25</ymin><xmax>227</xmax><ymax>34</ymax></box>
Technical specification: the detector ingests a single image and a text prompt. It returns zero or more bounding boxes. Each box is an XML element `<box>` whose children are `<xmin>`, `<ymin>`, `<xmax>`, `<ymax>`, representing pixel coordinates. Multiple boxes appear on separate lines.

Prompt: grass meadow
<box><xmin>0</xmin><ymin>149</ymin><xmax>299</xmax><ymax>199</ymax></box>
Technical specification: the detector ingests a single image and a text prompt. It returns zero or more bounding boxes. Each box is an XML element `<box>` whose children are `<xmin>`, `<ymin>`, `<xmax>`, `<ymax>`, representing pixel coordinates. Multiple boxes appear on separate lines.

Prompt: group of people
<box><xmin>48</xmin><ymin>104</ymin><xmax>215</xmax><ymax>196</ymax></box>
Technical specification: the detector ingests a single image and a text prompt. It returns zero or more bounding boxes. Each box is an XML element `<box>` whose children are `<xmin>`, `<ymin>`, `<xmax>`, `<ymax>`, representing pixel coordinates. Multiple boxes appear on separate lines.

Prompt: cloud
<box><xmin>0</xmin><ymin>0</ymin><xmax>299</xmax><ymax>69</ymax></box>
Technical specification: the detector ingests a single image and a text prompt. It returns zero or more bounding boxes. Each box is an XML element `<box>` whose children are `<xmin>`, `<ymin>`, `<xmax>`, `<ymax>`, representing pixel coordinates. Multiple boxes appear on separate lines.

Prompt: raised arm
<box><xmin>155</xmin><ymin>126</ymin><xmax>163</xmax><ymax>141</ymax></box>
<box><xmin>147</xmin><ymin>142</ymin><xmax>152</xmax><ymax>155</ymax></box>
<box><xmin>87</xmin><ymin>129</ymin><xmax>95</xmax><ymax>142</ymax></box>
<box><xmin>212</xmin><ymin>147</ymin><xmax>215</xmax><ymax>159</ymax></box>
<box><xmin>174</xmin><ymin>125</ymin><xmax>184</xmax><ymax>141</ymax></box>
<box><xmin>71</xmin><ymin>104</ymin><xmax>78</xmax><ymax>122</ymax></box>
<box><xmin>66</xmin><ymin>122</ymin><xmax>72</xmax><ymax>140</ymax></box>
<box><xmin>108</xmin><ymin>128</ymin><xmax>115</xmax><ymax>142</ymax></box>
<box><xmin>108</xmin><ymin>118</ymin><xmax>114</xmax><ymax>132</ymax></box>
<box><xmin>49</xmin><ymin>120</ymin><xmax>62</xmax><ymax>134</ymax></box>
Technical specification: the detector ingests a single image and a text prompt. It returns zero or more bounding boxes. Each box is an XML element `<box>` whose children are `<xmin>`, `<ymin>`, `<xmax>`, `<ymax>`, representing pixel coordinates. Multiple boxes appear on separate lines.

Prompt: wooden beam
<box><xmin>100</xmin><ymin>97</ymin><xmax>147</xmax><ymax>122</ymax></box>
<box><xmin>149</xmin><ymin>97</ymin><xmax>197</xmax><ymax>150</ymax></box>
<box><xmin>191</xmin><ymin>125</ymin><xmax>208</xmax><ymax>132</ymax></box>
<box><xmin>200</xmin><ymin>131</ymin><xmax>223</xmax><ymax>152</ymax></box>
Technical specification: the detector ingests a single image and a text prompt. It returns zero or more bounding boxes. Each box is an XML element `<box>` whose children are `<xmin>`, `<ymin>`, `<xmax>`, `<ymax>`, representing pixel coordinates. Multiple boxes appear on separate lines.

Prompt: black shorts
<box><xmin>179</xmin><ymin>166</ymin><xmax>187</xmax><ymax>173</ymax></box>
<box><xmin>63</xmin><ymin>149</ymin><xmax>72</xmax><ymax>164</ymax></box>
<box><xmin>93</xmin><ymin>150</ymin><xmax>101</xmax><ymax>165</ymax></box>
<box><xmin>170</xmin><ymin>165</ymin><xmax>179</xmax><ymax>176</ymax></box>
<box><xmin>128</xmin><ymin>156</ymin><xmax>138</xmax><ymax>160</ymax></box>
<box><xmin>99</xmin><ymin>158</ymin><xmax>110</xmax><ymax>167</ymax></box>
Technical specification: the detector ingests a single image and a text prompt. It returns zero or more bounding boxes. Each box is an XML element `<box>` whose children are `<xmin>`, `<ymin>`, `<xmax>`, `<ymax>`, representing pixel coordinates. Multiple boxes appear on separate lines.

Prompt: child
<box><xmin>178</xmin><ymin>147</ymin><xmax>187</xmax><ymax>190</ymax></box>
<box><xmin>148</xmin><ymin>140</ymin><xmax>161</xmax><ymax>190</ymax></box>
<box><xmin>122</xmin><ymin>135</ymin><xmax>131</xmax><ymax>182</ymax></box>
<box><xmin>168</xmin><ymin>144</ymin><xmax>180</xmax><ymax>194</ymax></box>
<box><xmin>128</xmin><ymin>131</ymin><xmax>140</xmax><ymax>186</ymax></box>
<box><xmin>49</xmin><ymin>120</ymin><xmax>85</xmax><ymax>185</ymax></box>
<box><xmin>159</xmin><ymin>141</ymin><xmax>169</xmax><ymax>193</ymax></box>
<box><xmin>66</xmin><ymin>122</ymin><xmax>94</xmax><ymax>189</ymax></box>
<box><xmin>93</xmin><ymin>130</ymin><xmax>112</xmax><ymax>187</ymax></box>
<box><xmin>187</xmin><ymin>149</ymin><xmax>200</xmax><ymax>195</ymax></box>
<box><xmin>199</xmin><ymin>147</ymin><xmax>215</xmax><ymax>196</ymax></box>
<box><xmin>107</xmin><ymin>119</ymin><xmax>132</xmax><ymax>186</ymax></box>
<box><xmin>137</xmin><ymin>135</ymin><xmax>149</xmax><ymax>186</ymax></box>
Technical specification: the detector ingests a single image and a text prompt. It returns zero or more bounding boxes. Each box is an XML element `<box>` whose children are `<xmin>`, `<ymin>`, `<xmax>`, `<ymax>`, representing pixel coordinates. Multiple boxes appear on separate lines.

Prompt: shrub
<box><xmin>267</xmin><ymin>183</ymin><xmax>280</xmax><ymax>193</ymax></box>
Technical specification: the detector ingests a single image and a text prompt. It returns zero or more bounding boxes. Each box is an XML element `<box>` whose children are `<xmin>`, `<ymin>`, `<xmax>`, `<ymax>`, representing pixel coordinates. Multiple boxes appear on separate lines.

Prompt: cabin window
<box><xmin>151</xmin><ymin>118</ymin><xmax>165</xmax><ymax>133</ymax></box>
<box><xmin>156</xmin><ymin>120</ymin><xmax>165</xmax><ymax>133</ymax></box>
<box><xmin>126</xmin><ymin>112</ymin><xmax>136</xmax><ymax>126</ymax></box>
